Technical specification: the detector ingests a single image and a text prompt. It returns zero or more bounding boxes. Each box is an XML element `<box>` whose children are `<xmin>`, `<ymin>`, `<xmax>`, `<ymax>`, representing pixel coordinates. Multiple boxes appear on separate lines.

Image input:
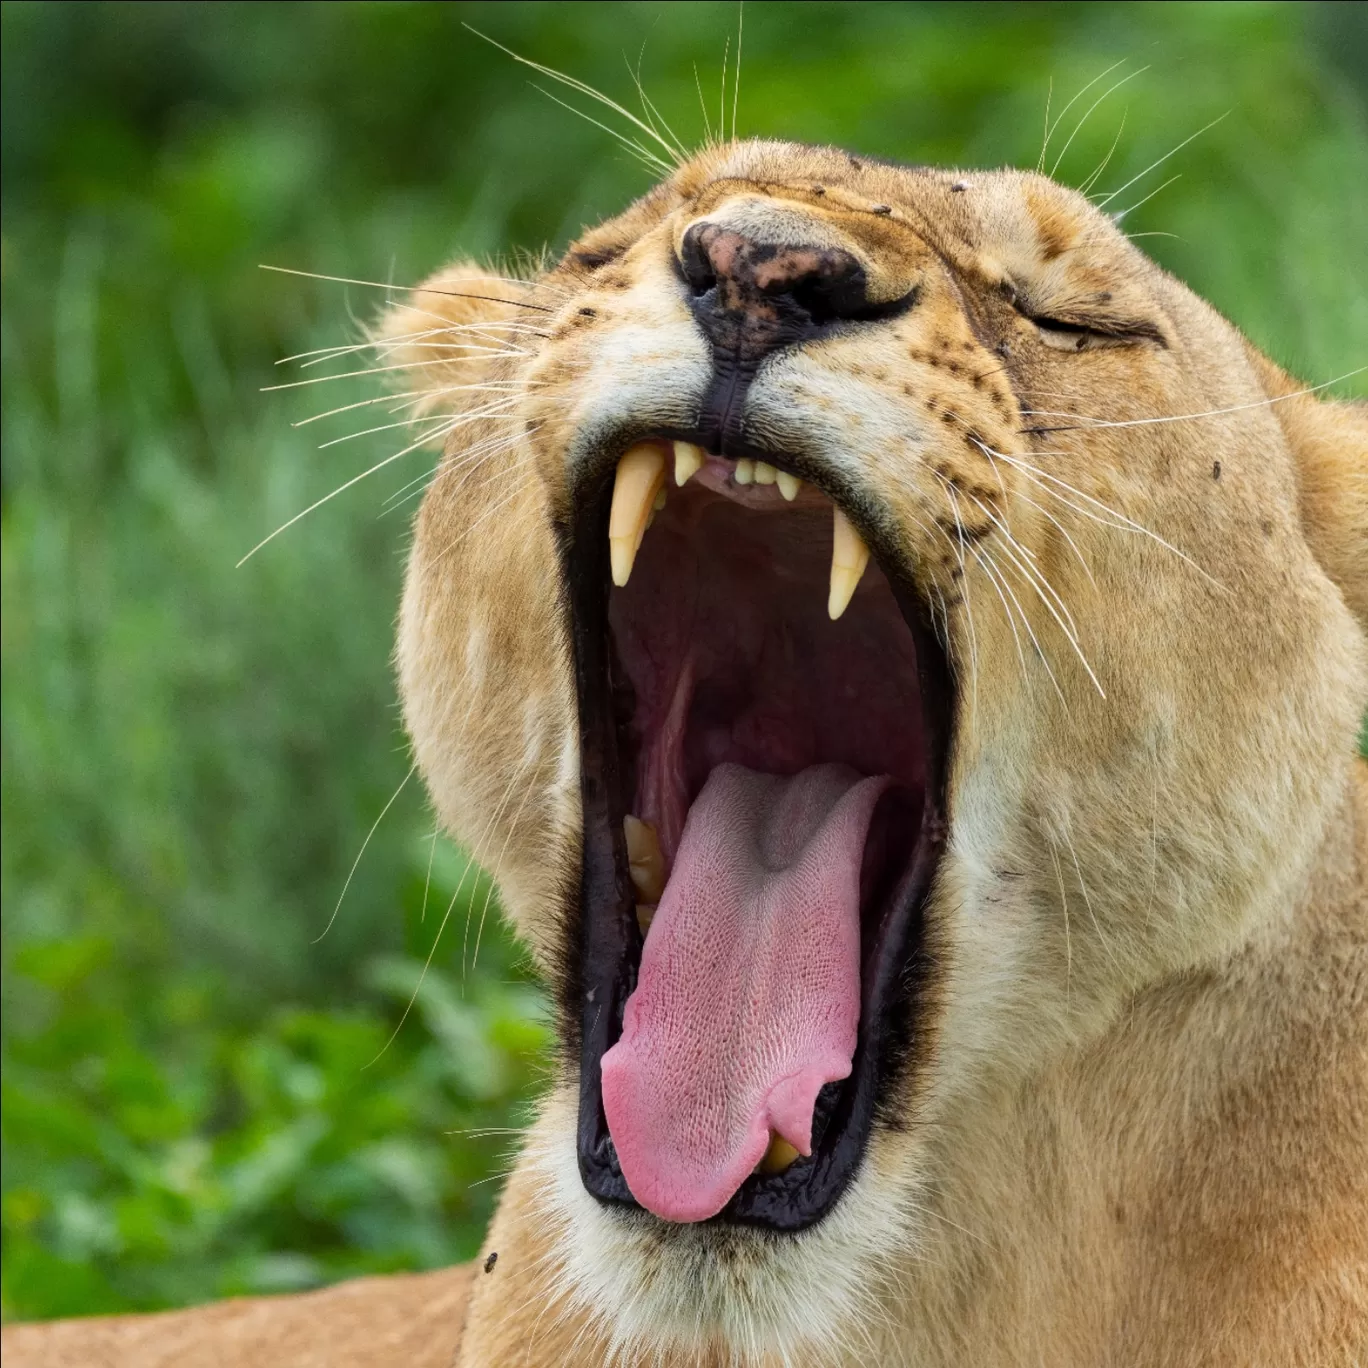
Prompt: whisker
<box><xmin>1077</xmin><ymin>110</ymin><xmax>1127</xmax><ymax>195</ymax></box>
<box><xmin>1094</xmin><ymin>112</ymin><xmax>1229</xmax><ymax>208</ymax></box>
<box><xmin>259</xmin><ymin>263</ymin><xmax>556</xmax><ymax>312</ymax></box>
<box><xmin>262</xmin><ymin>353</ymin><xmax>524</xmax><ymax>392</ymax></box>
<box><xmin>365</xmin><ymin>745</ymin><xmax>537</xmax><ymax>1068</ymax></box>
<box><xmin>236</xmin><ymin>414</ymin><xmax>464</xmax><ymax>566</ymax></box>
<box><xmin>693</xmin><ymin>62</ymin><xmax>715</xmax><ymax>146</ymax></box>
<box><xmin>623</xmin><ymin>43</ymin><xmax>690</xmax><ymax>163</ymax></box>
<box><xmin>1019</xmin><ymin>367</ymin><xmax>1367</xmax><ymax>432</ymax></box>
<box><xmin>529</xmin><ymin>84</ymin><xmax>674</xmax><ymax>176</ymax></box>
<box><xmin>293</xmin><ymin>388</ymin><xmax>439</xmax><ymax>428</ymax></box>
<box><xmin>313</xmin><ymin>765</ymin><xmax>415</xmax><ymax>944</ymax></box>
<box><xmin>316</xmin><ymin>396</ymin><xmax>523</xmax><ymax>450</ymax></box>
<box><xmin>1112</xmin><ymin>173</ymin><xmax>1180</xmax><ymax>224</ymax></box>
<box><xmin>419</xmin><ymin>827</ymin><xmax>438</xmax><ymax>924</ymax></box>
<box><xmin>464</xmin><ymin>25</ymin><xmax>682</xmax><ymax>170</ymax></box>
<box><xmin>1050</xmin><ymin>67</ymin><xmax>1149</xmax><ymax>179</ymax></box>
<box><xmin>731</xmin><ymin>0</ymin><xmax>744</xmax><ymax>143</ymax></box>
<box><xmin>1038</xmin><ymin>60</ymin><xmax>1129</xmax><ymax>172</ymax></box>
<box><xmin>980</xmin><ymin>442</ymin><xmax>1226</xmax><ymax>592</ymax></box>
<box><xmin>968</xmin><ymin>492</ymin><xmax>1105</xmax><ymax>698</ymax></box>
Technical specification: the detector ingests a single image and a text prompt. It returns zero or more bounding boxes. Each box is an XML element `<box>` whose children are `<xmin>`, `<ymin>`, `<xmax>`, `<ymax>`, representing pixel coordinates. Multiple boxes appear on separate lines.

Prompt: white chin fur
<box><xmin>526</xmin><ymin>1086</ymin><xmax>928</xmax><ymax>1366</ymax></box>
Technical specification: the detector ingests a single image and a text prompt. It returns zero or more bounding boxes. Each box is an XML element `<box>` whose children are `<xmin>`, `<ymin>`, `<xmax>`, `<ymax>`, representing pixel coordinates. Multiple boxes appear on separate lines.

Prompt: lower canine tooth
<box><xmin>733</xmin><ymin>458</ymin><xmax>755</xmax><ymax>485</ymax></box>
<box><xmin>623</xmin><ymin>815</ymin><xmax>666</xmax><ymax>903</ymax></box>
<box><xmin>758</xmin><ymin>1133</ymin><xmax>802</xmax><ymax>1175</ymax></box>
<box><xmin>673</xmin><ymin>440</ymin><xmax>706</xmax><ymax>486</ymax></box>
<box><xmin>828</xmin><ymin>507</ymin><xmax>871</xmax><ymax>620</ymax></box>
<box><xmin>776</xmin><ymin>471</ymin><xmax>801</xmax><ymax>501</ymax></box>
<box><xmin>610</xmin><ymin>443</ymin><xmax>667</xmax><ymax>586</ymax></box>
<box><xmin>636</xmin><ymin>904</ymin><xmax>657</xmax><ymax>936</ymax></box>
<box><xmin>753</xmin><ymin>461</ymin><xmax>778</xmax><ymax>485</ymax></box>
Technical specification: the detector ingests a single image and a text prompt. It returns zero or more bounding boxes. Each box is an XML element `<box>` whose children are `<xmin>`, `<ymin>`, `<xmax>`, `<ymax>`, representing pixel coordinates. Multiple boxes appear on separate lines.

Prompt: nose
<box><xmin>679</xmin><ymin>221</ymin><xmax>871</xmax><ymax>364</ymax></box>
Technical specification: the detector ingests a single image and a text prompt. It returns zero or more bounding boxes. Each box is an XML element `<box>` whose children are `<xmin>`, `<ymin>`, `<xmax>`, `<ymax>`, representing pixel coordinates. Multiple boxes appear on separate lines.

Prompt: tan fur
<box><xmin>10</xmin><ymin>142</ymin><xmax>1366</xmax><ymax>1366</ymax></box>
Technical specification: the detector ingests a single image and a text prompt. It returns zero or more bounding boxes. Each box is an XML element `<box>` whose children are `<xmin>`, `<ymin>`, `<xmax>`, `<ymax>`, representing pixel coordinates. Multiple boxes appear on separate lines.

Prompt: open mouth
<box><xmin>565</xmin><ymin>436</ymin><xmax>952</xmax><ymax>1232</ymax></box>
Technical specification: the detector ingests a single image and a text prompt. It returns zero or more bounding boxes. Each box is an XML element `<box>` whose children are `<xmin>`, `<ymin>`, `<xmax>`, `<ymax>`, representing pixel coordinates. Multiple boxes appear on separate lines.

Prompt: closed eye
<box><xmin>1031</xmin><ymin>315</ymin><xmax>1116</xmax><ymax>352</ymax></box>
<box><xmin>1027</xmin><ymin>311</ymin><xmax>1167</xmax><ymax>352</ymax></box>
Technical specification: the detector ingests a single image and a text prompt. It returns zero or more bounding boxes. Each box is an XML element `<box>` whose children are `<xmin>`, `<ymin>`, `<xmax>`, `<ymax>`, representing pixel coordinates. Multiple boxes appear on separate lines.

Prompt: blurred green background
<box><xmin>2</xmin><ymin>0</ymin><xmax>1365</xmax><ymax>1325</ymax></box>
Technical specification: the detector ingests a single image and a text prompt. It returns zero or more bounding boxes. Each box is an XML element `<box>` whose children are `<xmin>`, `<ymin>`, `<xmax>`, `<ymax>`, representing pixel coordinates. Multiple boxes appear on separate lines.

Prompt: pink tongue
<box><xmin>600</xmin><ymin>762</ymin><xmax>890</xmax><ymax>1223</ymax></box>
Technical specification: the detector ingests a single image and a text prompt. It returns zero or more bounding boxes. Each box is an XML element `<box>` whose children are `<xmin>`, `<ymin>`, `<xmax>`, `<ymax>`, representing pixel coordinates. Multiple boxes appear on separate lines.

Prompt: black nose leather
<box><xmin>679</xmin><ymin>222</ymin><xmax>872</xmax><ymax>365</ymax></box>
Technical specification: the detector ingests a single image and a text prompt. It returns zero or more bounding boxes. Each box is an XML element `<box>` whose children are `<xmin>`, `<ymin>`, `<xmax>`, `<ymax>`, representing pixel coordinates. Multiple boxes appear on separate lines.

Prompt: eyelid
<box><xmin>1025</xmin><ymin>308</ymin><xmax>1167</xmax><ymax>347</ymax></box>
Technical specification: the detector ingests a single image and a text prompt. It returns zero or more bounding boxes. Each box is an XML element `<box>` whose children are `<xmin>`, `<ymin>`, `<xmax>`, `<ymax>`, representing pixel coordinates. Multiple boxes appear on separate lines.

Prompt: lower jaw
<box><xmin>561</xmin><ymin>439</ymin><xmax>954</xmax><ymax>1231</ymax></box>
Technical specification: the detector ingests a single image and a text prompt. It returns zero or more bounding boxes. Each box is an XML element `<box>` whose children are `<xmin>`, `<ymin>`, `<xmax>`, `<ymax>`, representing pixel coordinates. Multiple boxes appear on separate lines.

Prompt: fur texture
<box><xmin>9</xmin><ymin>142</ymin><xmax>1365</xmax><ymax>1366</ymax></box>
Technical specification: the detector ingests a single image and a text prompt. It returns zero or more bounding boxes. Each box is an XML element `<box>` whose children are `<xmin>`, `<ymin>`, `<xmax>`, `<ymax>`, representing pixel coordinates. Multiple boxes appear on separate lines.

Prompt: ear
<box><xmin>372</xmin><ymin>262</ymin><xmax>529</xmax><ymax>436</ymax></box>
<box><xmin>1248</xmin><ymin>348</ymin><xmax>1368</xmax><ymax>631</ymax></box>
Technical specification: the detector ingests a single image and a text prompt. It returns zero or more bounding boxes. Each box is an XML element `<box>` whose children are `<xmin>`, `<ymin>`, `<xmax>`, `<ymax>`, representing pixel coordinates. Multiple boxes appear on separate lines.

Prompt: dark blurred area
<box><xmin>2</xmin><ymin>0</ymin><xmax>1364</xmax><ymax>1323</ymax></box>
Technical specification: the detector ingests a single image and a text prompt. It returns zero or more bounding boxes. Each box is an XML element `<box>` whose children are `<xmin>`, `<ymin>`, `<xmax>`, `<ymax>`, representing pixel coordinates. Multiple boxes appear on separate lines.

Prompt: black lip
<box><xmin>559</xmin><ymin>430</ymin><xmax>953</xmax><ymax>1233</ymax></box>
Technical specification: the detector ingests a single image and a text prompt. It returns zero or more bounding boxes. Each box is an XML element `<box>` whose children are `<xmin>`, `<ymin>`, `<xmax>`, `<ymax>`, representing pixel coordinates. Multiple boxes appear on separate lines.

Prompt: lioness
<box><xmin>7</xmin><ymin>140</ymin><xmax>1366</xmax><ymax>1367</ymax></box>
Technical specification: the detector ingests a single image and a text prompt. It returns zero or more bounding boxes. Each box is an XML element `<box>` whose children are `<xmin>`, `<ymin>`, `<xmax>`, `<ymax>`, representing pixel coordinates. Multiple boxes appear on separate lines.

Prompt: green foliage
<box><xmin>2</xmin><ymin>0</ymin><xmax>1365</xmax><ymax>1324</ymax></box>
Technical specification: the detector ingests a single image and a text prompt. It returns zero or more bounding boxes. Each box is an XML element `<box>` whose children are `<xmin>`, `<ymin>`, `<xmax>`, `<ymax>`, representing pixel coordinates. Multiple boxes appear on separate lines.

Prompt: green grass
<box><xmin>2</xmin><ymin>0</ymin><xmax>1366</xmax><ymax>1322</ymax></box>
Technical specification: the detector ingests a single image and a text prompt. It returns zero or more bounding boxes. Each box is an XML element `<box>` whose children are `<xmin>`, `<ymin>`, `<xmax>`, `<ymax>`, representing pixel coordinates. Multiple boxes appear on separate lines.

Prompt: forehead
<box><xmin>590</xmin><ymin>139</ymin><xmax>1128</xmax><ymax>294</ymax></box>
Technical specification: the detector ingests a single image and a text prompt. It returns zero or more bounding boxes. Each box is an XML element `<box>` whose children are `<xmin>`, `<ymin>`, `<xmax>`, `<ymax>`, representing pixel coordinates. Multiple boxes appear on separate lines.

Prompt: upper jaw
<box><xmin>560</xmin><ymin>416</ymin><xmax>957</xmax><ymax>1232</ymax></box>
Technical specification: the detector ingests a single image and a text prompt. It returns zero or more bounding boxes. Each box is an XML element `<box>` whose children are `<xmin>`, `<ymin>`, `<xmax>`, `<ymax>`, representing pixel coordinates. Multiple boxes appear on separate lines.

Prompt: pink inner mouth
<box><xmin>599</xmin><ymin>469</ymin><xmax>926</xmax><ymax>1222</ymax></box>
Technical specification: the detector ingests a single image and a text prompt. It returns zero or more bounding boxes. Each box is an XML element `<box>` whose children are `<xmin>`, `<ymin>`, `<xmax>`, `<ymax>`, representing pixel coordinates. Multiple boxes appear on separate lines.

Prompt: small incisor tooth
<box><xmin>776</xmin><ymin>471</ymin><xmax>802</xmax><ymax>501</ymax></box>
<box><xmin>753</xmin><ymin>461</ymin><xmax>778</xmax><ymax>486</ymax></box>
<box><xmin>673</xmin><ymin>440</ymin><xmax>706</xmax><ymax>487</ymax></box>
<box><xmin>610</xmin><ymin>443</ymin><xmax>667</xmax><ymax>587</ymax></box>
<box><xmin>757</xmin><ymin>1132</ymin><xmax>802</xmax><ymax>1175</ymax></box>
<box><xmin>733</xmin><ymin>458</ymin><xmax>755</xmax><ymax>485</ymax></box>
<box><xmin>828</xmin><ymin>506</ymin><xmax>871</xmax><ymax>620</ymax></box>
<box><xmin>623</xmin><ymin>815</ymin><xmax>666</xmax><ymax>903</ymax></box>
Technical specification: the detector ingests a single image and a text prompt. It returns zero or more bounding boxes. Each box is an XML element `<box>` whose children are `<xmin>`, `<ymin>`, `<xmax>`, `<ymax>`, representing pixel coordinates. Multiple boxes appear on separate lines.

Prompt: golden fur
<box><xmin>8</xmin><ymin>141</ymin><xmax>1366</xmax><ymax>1367</ymax></box>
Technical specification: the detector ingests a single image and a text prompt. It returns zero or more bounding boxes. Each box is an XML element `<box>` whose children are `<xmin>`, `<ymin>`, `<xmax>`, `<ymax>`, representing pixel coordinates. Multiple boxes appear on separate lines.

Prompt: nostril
<box><xmin>679</xmin><ymin>223</ymin><xmax>719</xmax><ymax>298</ymax></box>
<box><xmin>786</xmin><ymin>270</ymin><xmax>868</xmax><ymax>327</ymax></box>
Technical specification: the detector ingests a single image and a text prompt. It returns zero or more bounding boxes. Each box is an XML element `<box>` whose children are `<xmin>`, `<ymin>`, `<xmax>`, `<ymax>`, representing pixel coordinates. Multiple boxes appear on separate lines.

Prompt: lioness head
<box><xmin>383</xmin><ymin>141</ymin><xmax>1366</xmax><ymax>1358</ymax></box>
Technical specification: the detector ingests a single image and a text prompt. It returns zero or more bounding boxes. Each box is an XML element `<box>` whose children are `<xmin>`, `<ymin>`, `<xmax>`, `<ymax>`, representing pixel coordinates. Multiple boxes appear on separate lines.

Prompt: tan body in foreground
<box><xmin>7</xmin><ymin>141</ymin><xmax>1367</xmax><ymax>1366</ymax></box>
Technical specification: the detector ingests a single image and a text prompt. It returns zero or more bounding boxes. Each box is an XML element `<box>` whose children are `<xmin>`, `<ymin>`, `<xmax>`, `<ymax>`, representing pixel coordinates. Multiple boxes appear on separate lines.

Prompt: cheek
<box><xmin>399</xmin><ymin>473</ymin><xmax>580</xmax><ymax>961</ymax></box>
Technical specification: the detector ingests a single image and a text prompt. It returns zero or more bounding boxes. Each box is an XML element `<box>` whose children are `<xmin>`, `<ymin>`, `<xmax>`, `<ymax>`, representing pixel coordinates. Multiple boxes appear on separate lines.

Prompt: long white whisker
<box><xmin>1038</xmin><ymin>60</ymin><xmax>1128</xmax><ymax>171</ymax></box>
<box><xmin>313</xmin><ymin>765</ymin><xmax>414</xmax><ymax>944</ymax></box>
<box><xmin>316</xmin><ymin>396</ymin><xmax>523</xmax><ymax>449</ymax></box>
<box><xmin>1037</xmin><ymin>75</ymin><xmax>1053</xmax><ymax>173</ymax></box>
<box><xmin>969</xmin><ymin>493</ymin><xmax>1105</xmax><ymax>698</ymax></box>
<box><xmin>732</xmin><ymin>0</ymin><xmax>744</xmax><ymax>143</ymax></box>
<box><xmin>1094</xmin><ymin>112</ymin><xmax>1229</xmax><ymax>208</ymax></box>
<box><xmin>1020</xmin><ymin>367</ymin><xmax>1367</xmax><ymax>431</ymax></box>
<box><xmin>262</xmin><ymin>354</ymin><xmax>523</xmax><ymax>392</ymax></box>
<box><xmin>1050</xmin><ymin>67</ymin><xmax>1148</xmax><ymax>179</ymax></box>
<box><xmin>693</xmin><ymin>62</ymin><xmax>715</xmax><ymax>146</ymax></box>
<box><xmin>1112</xmin><ymin>173</ymin><xmax>1180</xmax><ymax>223</ymax></box>
<box><xmin>237</xmin><ymin>415</ymin><xmax>462</xmax><ymax>566</ymax></box>
<box><xmin>529</xmin><ymin>84</ymin><xmax>673</xmax><ymax>176</ymax></box>
<box><xmin>381</xmin><ymin>429</ymin><xmax>531</xmax><ymax>514</ymax></box>
<box><xmin>284</xmin><ymin>321</ymin><xmax>545</xmax><ymax>369</ymax></box>
<box><xmin>259</xmin><ymin>262</ymin><xmax>555</xmax><ymax>312</ymax></box>
<box><xmin>464</xmin><ymin>25</ymin><xmax>682</xmax><ymax>167</ymax></box>
<box><xmin>1078</xmin><ymin>109</ymin><xmax>1127</xmax><ymax>194</ymax></box>
<box><xmin>978</xmin><ymin>440</ymin><xmax>1226</xmax><ymax>591</ymax></box>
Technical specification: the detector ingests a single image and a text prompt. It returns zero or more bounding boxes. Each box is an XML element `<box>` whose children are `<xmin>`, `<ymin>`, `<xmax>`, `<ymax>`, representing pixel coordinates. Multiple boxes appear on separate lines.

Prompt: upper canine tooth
<box><xmin>610</xmin><ymin>443</ymin><xmax>667</xmax><ymax>586</ymax></box>
<box><xmin>733</xmin><ymin>458</ymin><xmax>755</xmax><ymax>485</ymax></box>
<box><xmin>623</xmin><ymin>815</ymin><xmax>666</xmax><ymax>903</ymax></box>
<box><xmin>673</xmin><ymin>440</ymin><xmax>706</xmax><ymax>487</ymax></box>
<box><xmin>776</xmin><ymin>471</ymin><xmax>802</xmax><ymax>501</ymax></box>
<box><xmin>828</xmin><ymin>507</ymin><xmax>871</xmax><ymax>620</ymax></box>
<box><xmin>753</xmin><ymin>461</ymin><xmax>778</xmax><ymax>486</ymax></box>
